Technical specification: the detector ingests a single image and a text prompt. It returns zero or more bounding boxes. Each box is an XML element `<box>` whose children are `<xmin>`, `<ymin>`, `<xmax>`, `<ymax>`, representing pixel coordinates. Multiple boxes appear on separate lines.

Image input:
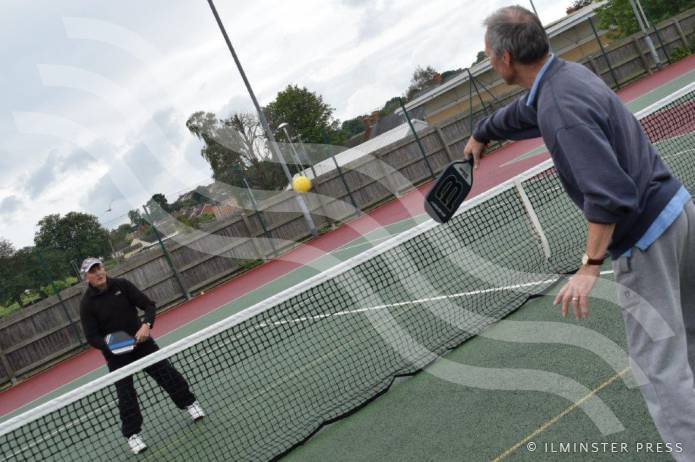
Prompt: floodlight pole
<box><xmin>206</xmin><ymin>0</ymin><xmax>318</xmax><ymax>237</ymax></box>
<box><xmin>528</xmin><ymin>0</ymin><xmax>554</xmax><ymax>53</ymax></box>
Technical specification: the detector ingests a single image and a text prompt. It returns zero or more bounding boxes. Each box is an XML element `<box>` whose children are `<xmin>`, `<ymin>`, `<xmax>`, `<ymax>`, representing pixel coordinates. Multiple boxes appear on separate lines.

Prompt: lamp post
<box><xmin>206</xmin><ymin>0</ymin><xmax>318</xmax><ymax>237</ymax></box>
<box><xmin>277</xmin><ymin>122</ymin><xmax>305</xmax><ymax>175</ymax></box>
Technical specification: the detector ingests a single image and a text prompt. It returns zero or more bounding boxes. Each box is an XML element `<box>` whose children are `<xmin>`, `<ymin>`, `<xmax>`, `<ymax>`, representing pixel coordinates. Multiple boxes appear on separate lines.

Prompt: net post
<box><xmin>514</xmin><ymin>179</ymin><xmax>551</xmax><ymax>261</ymax></box>
<box><xmin>142</xmin><ymin>205</ymin><xmax>191</xmax><ymax>301</ymax></box>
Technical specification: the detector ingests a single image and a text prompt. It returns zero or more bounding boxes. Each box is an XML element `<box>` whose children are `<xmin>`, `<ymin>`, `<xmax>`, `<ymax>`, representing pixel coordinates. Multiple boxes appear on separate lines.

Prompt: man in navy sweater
<box><xmin>79</xmin><ymin>257</ymin><xmax>204</xmax><ymax>455</ymax></box>
<box><xmin>465</xmin><ymin>6</ymin><xmax>694</xmax><ymax>458</ymax></box>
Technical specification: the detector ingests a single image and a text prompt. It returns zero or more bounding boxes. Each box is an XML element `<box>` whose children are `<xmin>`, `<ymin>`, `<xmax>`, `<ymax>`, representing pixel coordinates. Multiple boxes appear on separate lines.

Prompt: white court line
<box><xmin>259</xmin><ymin>270</ymin><xmax>615</xmax><ymax>327</ymax></box>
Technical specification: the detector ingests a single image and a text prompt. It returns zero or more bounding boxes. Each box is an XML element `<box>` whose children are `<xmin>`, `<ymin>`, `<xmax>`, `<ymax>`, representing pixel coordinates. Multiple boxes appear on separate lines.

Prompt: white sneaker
<box><xmin>186</xmin><ymin>401</ymin><xmax>205</xmax><ymax>421</ymax></box>
<box><xmin>128</xmin><ymin>434</ymin><xmax>147</xmax><ymax>454</ymax></box>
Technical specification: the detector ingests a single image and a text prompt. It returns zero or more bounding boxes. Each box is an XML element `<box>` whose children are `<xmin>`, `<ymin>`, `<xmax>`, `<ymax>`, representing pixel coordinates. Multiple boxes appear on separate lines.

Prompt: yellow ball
<box><xmin>292</xmin><ymin>175</ymin><xmax>312</xmax><ymax>193</ymax></box>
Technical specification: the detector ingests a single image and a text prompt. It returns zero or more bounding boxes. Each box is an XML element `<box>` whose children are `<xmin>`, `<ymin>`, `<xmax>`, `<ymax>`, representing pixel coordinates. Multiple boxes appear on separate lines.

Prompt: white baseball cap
<box><xmin>80</xmin><ymin>257</ymin><xmax>103</xmax><ymax>277</ymax></box>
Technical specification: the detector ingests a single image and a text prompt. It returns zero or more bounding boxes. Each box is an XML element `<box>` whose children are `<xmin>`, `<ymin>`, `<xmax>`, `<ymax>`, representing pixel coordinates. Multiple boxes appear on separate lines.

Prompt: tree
<box><xmin>34</xmin><ymin>212</ymin><xmax>112</xmax><ymax>275</ymax></box>
<box><xmin>472</xmin><ymin>51</ymin><xmax>487</xmax><ymax>66</ymax></box>
<box><xmin>128</xmin><ymin>210</ymin><xmax>146</xmax><ymax>228</ymax></box>
<box><xmin>187</xmin><ymin>111</ymin><xmax>253</xmax><ymax>192</ymax></box>
<box><xmin>187</xmin><ymin>111</ymin><xmax>287</xmax><ymax>194</ymax></box>
<box><xmin>405</xmin><ymin>66</ymin><xmax>440</xmax><ymax>100</ymax></box>
<box><xmin>145</xmin><ymin>194</ymin><xmax>172</xmax><ymax>223</ymax></box>
<box><xmin>264</xmin><ymin>85</ymin><xmax>345</xmax><ymax>145</ymax></box>
<box><xmin>0</xmin><ymin>247</ymin><xmax>37</xmax><ymax>307</ymax></box>
<box><xmin>151</xmin><ymin>193</ymin><xmax>170</xmax><ymax>212</ymax></box>
<box><xmin>340</xmin><ymin>117</ymin><xmax>366</xmax><ymax>139</ymax></box>
<box><xmin>0</xmin><ymin>238</ymin><xmax>14</xmax><ymax>258</ymax></box>
<box><xmin>109</xmin><ymin>224</ymin><xmax>133</xmax><ymax>253</ymax></box>
<box><xmin>441</xmin><ymin>68</ymin><xmax>464</xmax><ymax>81</ymax></box>
<box><xmin>596</xmin><ymin>0</ymin><xmax>695</xmax><ymax>38</ymax></box>
<box><xmin>380</xmin><ymin>96</ymin><xmax>403</xmax><ymax>116</ymax></box>
<box><xmin>190</xmin><ymin>186</ymin><xmax>210</xmax><ymax>205</ymax></box>
<box><xmin>225</xmin><ymin>113</ymin><xmax>266</xmax><ymax>162</ymax></box>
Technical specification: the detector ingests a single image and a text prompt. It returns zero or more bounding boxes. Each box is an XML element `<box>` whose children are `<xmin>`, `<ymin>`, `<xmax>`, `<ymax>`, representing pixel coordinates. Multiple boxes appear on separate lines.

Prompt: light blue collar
<box><xmin>526</xmin><ymin>54</ymin><xmax>555</xmax><ymax>107</ymax></box>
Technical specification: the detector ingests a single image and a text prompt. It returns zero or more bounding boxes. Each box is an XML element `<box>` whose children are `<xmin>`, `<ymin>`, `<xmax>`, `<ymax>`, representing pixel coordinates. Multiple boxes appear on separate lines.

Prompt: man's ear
<box><xmin>502</xmin><ymin>50</ymin><xmax>513</xmax><ymax>67</ymax></box>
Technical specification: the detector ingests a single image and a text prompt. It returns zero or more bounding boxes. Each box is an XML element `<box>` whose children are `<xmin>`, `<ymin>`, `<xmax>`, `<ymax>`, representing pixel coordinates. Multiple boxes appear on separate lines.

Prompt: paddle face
<box><xmin>424</xmin><ymin>159</ymin><xmax>474</xmax><ymax>224</ymax></box>
<box><xmin>105</xmin><ymin>330</ymin><xmax>136</xmax><ymax>355</ymax></box>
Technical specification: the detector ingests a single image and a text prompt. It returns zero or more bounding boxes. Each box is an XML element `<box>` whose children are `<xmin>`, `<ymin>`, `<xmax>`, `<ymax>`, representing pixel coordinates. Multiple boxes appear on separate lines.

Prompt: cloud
<box><xmin>24</xmin><ymin>151</ymin><xmax>59</xmax><ymax>199</ymax></box>
<box><xmin>80</xmin><ymin>173</ymin><xmax>128</xmax><ymax>222</ymax></box>
<box><xmin>150</xmin><ymin>107</ymin><xmax>185</xmax><ymax>145</ymax></box>
<box><xmin>60</xmin><ymin>147</ymin><xmax>98</xmax><ymax>172</ymax></box>
<box><xmin>218</xmin><ymin>96</ymin><xmax>256</xmax><ymax>119</ymax></box>
<box><xmin>0</xmin><ymin>196</ymin><xmax>22</xmax><ymax>216</ymax></box>
<box><xmin>122</xmin><ymin>142</ymin><xmax>167</xmax><ymax>186</ymax></box>
<box><xmin>339</xmin><ymin>0</ymin><xmax>372</xmax><ymax>7</ymax></box>
<box><xmin>0</xmin><ymin>149</ymin><xmax>17</xmax><ymax>182</ymax></box>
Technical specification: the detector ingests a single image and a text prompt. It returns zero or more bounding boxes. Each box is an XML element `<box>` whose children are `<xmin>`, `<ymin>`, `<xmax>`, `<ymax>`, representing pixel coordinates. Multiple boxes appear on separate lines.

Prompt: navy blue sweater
<box><xmin>473</xmin><ymin>58</ymin><xmax>681</xmax><ymax>258</ymax></box>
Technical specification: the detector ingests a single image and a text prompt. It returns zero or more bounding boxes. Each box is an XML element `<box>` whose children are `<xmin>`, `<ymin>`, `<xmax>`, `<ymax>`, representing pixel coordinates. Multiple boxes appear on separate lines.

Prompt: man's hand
<box><xmin>135</xmin><ymin>323</ymin><xmax>151</xmax><ymax>344</ymax></box>
<box><xmin>463</xmin><ymin>135</ymin><xmax>487</xmax><ymax>170</ymax></box>
<box><xmin>554</xmin><ymin>265</ymin><xmax>601</xmax><ymax>320</ymax></box>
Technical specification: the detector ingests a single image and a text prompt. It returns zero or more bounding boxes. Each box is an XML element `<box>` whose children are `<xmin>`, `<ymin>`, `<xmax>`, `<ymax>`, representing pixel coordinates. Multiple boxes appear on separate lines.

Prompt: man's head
<box><xmin>484</xmin><ymin>6</ymin><xmax>550</xmax><ymax>85</ymax></box>
<box><xmin>81</xmin><ymin>257</ymin><xmax>107</xmax><ymax>288</ymax></box>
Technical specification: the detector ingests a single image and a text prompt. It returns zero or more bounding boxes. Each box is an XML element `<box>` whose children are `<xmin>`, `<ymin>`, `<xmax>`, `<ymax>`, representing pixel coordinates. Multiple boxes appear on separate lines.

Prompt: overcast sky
<box><xmin>0</xmin><ymin>0</ymin><xmax>568</xmax><ymax>248</ymax></box>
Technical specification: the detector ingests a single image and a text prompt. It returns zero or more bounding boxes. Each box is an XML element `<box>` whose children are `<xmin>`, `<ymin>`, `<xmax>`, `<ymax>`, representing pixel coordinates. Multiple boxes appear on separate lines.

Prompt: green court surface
<box><xmin>282</xmin><ymin>270</ymin><xmax>673</xmax><ymax>462</ymax></box>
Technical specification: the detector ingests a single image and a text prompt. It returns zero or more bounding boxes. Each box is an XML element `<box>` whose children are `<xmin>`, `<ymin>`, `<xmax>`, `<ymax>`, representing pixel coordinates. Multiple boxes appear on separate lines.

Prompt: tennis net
<box><xmin>1</xmin><ymin>82</ymin><xmax>694</xmax><ymax>462</ymax></box>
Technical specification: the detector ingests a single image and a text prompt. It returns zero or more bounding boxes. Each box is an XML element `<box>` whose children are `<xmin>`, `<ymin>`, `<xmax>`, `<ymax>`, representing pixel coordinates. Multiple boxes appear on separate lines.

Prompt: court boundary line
<box><xmin>492</xmin><ymin>367</ymin><xmax>631</xmax><ymax>461</ymax></box>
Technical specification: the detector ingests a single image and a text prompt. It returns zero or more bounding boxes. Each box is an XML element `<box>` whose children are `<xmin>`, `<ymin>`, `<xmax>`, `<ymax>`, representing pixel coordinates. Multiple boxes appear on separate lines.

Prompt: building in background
<box><xmin>398</xmin><ymin>2</ymin><xmax>610</xmax><ymax>125</ymax></box>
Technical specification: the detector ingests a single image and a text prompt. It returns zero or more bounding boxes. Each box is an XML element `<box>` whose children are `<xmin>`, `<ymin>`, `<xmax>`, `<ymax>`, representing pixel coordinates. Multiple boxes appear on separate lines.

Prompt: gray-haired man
<box><xmin>464</xmin><ymin>6</ymin><xmax>694</xmax><ymax>459</ymax></box>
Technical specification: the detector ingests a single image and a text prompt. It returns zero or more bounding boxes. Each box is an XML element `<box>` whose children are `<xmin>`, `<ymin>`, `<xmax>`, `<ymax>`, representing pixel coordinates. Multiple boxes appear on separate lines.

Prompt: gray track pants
<box><xmin>612</xmin><ymin>201</ymin><xmax>695</xmax><ymax>461</ymax></box>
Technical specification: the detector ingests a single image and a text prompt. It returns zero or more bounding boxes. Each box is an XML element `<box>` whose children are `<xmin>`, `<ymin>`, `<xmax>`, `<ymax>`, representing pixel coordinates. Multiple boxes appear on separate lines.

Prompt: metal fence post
<box><xmin>651</xmin><ymin>25</ymin><xmax>672</xmax><ymax>65</ymax></box>
<box><xmin>142</xmin><ymin>205</ymin><xmax>191</xmax><ymax>300</ymax></box>
<box><xmin>0</xmin><ymin>346</ymin><xmax>16</xmax><ymax>385</ymax></box>
<box><xmin>588</xmin><ymin>17</ymin><xmax>621</xmax><ymax>89</ymax></box>
<box><xmin>243</xmin><ymin>179</ymin><xmax>278</xmax><ymax>257</ymax></box>
<box><xmin>399</xmin><ymin>98</ymin><xmax>435</xmax><ymax>179</ymax></box>
<box><xmin>34</xmin><ymin>247</ymin><xmax>82</xmax><ymax>343</ymax></box>
<box><xmin>321</xmin><ymin>130</ymin><xmax>360</xmax><ymax>216</ymax></box>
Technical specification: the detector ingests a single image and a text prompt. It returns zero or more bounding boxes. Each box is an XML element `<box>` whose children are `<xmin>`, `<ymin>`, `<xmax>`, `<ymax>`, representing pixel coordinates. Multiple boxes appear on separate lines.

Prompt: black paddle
<box><xmin>424</xmin><ymin>159</ymin><xmax>474</xmax><ymax>223</ymax></box>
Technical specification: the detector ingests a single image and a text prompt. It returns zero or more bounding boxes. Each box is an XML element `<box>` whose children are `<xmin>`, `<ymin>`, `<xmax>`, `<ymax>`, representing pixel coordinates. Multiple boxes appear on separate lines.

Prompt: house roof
<box><xmin>398</xmin><ymin>1</ymin><xmax>607</xmax><ymax>113</ymax></box>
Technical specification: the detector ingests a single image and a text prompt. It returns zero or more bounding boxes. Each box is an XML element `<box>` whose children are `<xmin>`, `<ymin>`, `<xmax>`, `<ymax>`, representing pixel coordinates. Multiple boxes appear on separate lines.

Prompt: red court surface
<box><xmin>2</xmin><ymin>54</ymin><xmax>695</xmax><ymax>419</ymax></box>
